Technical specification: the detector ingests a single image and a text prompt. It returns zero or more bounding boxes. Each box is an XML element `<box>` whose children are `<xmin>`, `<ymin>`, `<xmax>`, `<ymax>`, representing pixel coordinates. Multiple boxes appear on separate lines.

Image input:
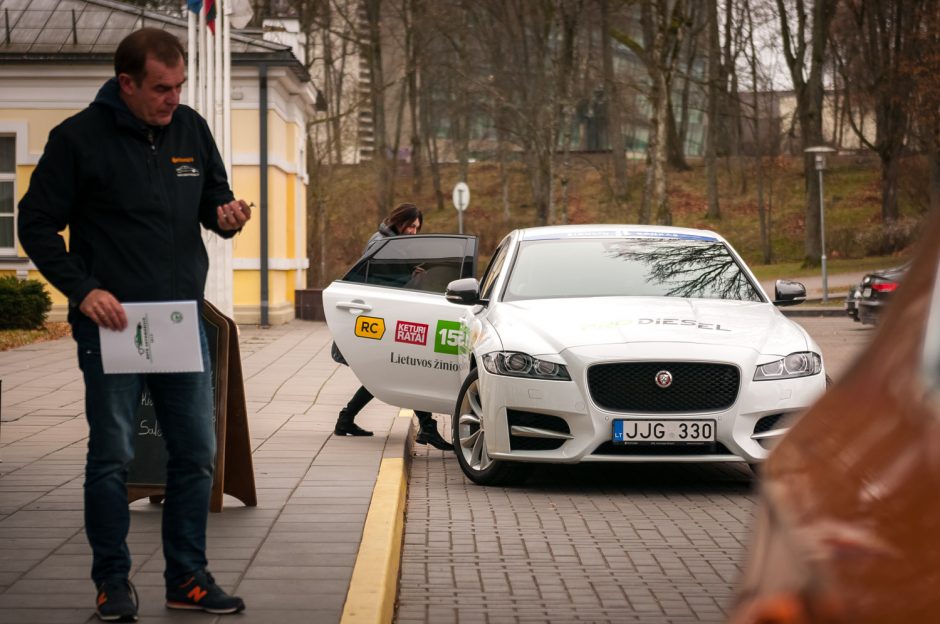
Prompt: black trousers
<box><xmin>344</xmin><ymin>385</ymin><xmax>436</xmax><ymax>430</ymax></box>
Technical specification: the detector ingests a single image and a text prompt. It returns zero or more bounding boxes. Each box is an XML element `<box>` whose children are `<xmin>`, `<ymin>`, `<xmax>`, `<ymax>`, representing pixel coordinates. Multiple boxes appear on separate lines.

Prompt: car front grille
<box><xmin>587</xmin><ymin>362</ymin><xmax>740</xmax><ymax>413</ymax></box>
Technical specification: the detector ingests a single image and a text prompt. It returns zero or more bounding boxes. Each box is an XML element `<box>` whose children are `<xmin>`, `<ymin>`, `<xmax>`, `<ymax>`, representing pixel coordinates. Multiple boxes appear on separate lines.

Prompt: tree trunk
<box><xmin>705</xmin><ymin>0</ymin><xmax>720</xmax><ymax>219</ymax></box>
<box><xmin>666</xmin><ymin>94</ymin><xmax>690</xmax><ymax>171</ymax></box>
<box><xmin>408</xmin><ymin>0</ymin><xmax>423</xmax><ymax>193</ymax></box>
<box><xmin>931</xmin><ymin>139</ymin><xmax>940</xmax><ymax>213</ymax></box>
<box><xmin>601</xmin><ymin>0</ymin><xmax>628</xmax><ymax>201</ymax></box>
<box><xmin>498</xmin><ymin>131</ymin><xmax>511</xmax><ymax>221</ymax></box>
<box><xmin>880</xmin><ymin>153</ymin><xmax>900</xmax><ymax>222</ymax></box>
<box><xmin>364</xmin><ymin>0</ymin><xmax>390</xmax><ymax>220</ymax></box>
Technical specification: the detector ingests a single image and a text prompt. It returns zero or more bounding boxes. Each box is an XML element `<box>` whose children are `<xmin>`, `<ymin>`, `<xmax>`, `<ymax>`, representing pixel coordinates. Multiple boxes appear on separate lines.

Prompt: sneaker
<box><xmin>95</xmin><ymin>578</ymin><xmax>138</xmax><ymax>622</ymax></box>
<box><xmin>166</xmin><ymin>570</ymin><xmax>245</xmax><ymax>614</ymax></box>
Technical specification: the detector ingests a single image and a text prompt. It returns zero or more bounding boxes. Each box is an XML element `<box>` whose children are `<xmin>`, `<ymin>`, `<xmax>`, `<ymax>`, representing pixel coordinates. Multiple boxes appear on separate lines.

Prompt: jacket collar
<box><xmin>93</xmin><ymin>78</ymin><xmax>161</xmax><ymax>136</ymax></box>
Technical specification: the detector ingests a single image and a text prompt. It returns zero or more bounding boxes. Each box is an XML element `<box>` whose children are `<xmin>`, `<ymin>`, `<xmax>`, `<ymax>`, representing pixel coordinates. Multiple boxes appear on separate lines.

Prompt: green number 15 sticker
<box><xmin>434</xmin><ymin>320</ymin><xmax>462</xmax><ymax>355</ymax></box>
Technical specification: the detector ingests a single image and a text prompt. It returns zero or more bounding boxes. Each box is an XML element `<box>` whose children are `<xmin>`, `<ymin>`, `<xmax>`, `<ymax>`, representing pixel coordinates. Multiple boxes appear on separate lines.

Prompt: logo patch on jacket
<box><xmin>172</xmin><ymin>156</ymin><xmax>199</xmax><ymax>177</ymax></box>
<box><xmin>175</xmin><ymin>164</ymin><xmax>200</xmax><ymax>177</ymax></box>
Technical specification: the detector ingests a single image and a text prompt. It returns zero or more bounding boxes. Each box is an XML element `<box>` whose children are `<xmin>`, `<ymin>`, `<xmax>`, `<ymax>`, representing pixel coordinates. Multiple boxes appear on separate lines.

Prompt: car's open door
<box><xmin>323</xmin><ymin>235</ymin><xmax>477</xmax><ymax>415</ymax></box>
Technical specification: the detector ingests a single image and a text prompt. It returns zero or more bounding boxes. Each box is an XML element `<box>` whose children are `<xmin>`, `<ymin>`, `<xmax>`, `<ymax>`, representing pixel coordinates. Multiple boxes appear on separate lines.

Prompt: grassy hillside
<box><xmin>312</xmin><ymin>153</ymin><xmax>931</xmax><ymax>286</ymax></box>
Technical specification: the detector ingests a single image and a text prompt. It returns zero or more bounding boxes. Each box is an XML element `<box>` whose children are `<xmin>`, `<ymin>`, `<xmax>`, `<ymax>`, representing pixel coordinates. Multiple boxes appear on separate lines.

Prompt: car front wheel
<box><xmin>452</xmin><ymin>368</ymin><xmax>528</xmax><ymax>486</ymax></box>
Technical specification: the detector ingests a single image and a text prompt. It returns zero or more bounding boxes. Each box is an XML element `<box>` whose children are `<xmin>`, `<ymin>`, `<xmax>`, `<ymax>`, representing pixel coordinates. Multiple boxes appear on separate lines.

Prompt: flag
<box><xmin>205</xmin><ymin>0</ymin><xmax>217</xmax><ymax>34</ymax></box>
<box><xmin>186</xmin><ymin>0</ymin><xmax>201</xmax><ymax>14</ymax></box>
<box><xmin>229</xmin><ymin>0</ymin><xmax>254</xmax><ymax>29</ymax></box>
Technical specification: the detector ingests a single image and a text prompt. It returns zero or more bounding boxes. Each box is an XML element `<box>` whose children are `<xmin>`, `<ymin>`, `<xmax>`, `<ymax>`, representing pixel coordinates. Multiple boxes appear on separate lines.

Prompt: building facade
<box><xmin>0</xmin><ymin>0</ymin><xmax>316</xmax><ymax>324</ymax></box>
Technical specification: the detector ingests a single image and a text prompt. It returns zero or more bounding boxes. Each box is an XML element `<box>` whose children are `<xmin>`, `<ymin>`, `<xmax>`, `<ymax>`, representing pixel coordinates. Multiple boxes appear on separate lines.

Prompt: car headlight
<box><xmin>481</xmin><ymin>351</ymin><xmax>571</xmax><ymax>381</ymax></box>
<box><xmin>754</xmin><ymin>352</ymin><xmax>822</xmax><ymax>381</ymax></box>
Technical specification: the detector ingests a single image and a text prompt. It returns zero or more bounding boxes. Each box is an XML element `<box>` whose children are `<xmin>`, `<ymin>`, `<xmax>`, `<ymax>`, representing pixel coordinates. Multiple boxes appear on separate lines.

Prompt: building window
<box><xmin>0</xmin><ymin>136</ymin><xmax>15</xmax><ymax>255</ymax></box>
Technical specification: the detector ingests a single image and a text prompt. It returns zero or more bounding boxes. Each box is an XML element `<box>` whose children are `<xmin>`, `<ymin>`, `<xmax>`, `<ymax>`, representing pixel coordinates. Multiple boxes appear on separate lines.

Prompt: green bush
<box><xmin>0</xmin><ymin>276</ymin><xmax>53</xmax><ymax>330</ymax></box>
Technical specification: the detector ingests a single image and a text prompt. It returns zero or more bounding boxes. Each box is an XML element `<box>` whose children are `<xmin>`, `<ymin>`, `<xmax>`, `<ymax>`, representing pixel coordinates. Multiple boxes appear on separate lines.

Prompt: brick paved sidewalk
<box><xmin>0</xmin><ymin>320</ymin><xmax>405</xmax><ymax>624</ymax></box>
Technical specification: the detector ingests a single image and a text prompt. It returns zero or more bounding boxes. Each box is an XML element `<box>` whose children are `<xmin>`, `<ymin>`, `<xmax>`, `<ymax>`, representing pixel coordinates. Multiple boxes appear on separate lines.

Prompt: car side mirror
<box><xmin>445</xmin><ymin>278</ymin><xmax>482</xmax><ymax>305</ymax></box>
<box><xmin>773</xmin><ymin>279</ymin><xmax>807</xmax><ymax>307</ymax></box>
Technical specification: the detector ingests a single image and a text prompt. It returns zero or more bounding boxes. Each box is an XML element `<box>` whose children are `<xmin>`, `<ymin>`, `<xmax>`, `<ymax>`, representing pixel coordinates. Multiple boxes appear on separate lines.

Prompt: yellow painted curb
<box><xmin>340</xmin><ymin>410</ymin><xmax>413</xmax><ymax>624</ymax></box>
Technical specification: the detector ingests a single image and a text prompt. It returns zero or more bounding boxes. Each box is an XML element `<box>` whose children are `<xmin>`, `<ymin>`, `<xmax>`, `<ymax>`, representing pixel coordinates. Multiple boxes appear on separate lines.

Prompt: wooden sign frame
<box><xmin>126</xmin><ymin>300</ymin><xmax>256</xmax><ymax>512</ymax></box>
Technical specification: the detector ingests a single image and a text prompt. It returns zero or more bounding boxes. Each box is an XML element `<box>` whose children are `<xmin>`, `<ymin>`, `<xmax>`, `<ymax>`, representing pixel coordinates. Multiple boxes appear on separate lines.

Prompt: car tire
<box><xmin>452</xmin><ymin>368</ymin><xmax>528</xmax><ymax>486</ymax></box>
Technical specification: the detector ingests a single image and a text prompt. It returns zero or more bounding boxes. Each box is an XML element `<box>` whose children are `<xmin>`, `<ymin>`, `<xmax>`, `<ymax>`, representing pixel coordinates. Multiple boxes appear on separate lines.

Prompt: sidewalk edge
<box><xmin>340</xmin><ymin>409</ymin><xmax>414</xmax><ymax>624</ymax></box>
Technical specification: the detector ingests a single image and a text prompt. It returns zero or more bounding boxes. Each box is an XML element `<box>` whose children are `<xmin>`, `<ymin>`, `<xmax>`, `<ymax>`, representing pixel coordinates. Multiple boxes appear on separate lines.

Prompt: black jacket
<box><xmin>17</xmin><ymin>78</ymin><xmax>236</xmax><ymax>327</ymax></box>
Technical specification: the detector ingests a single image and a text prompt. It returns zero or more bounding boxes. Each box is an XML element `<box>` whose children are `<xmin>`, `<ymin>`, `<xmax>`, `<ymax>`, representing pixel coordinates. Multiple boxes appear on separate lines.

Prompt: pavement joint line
<box><xmin>340</xmin><ymin>408</ymin><xmax>414</xmax><ymax>624</ymax></box>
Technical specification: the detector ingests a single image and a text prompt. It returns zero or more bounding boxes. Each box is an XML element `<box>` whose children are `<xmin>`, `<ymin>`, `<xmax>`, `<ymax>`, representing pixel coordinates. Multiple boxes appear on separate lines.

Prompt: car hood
<box><xmin>488</xmin><ymin>297</ymin><xmax>810</xmax><ymax>358</ymax></box>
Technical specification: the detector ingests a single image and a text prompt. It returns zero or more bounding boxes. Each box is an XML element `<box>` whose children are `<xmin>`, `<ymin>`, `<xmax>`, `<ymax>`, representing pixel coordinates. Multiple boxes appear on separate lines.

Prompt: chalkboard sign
<box><xmin>126</xmin><ymin>386</ymin><xmax>168</xmax><ymax>485</ymax></box>
<box><xmin>126</xmin><ymin>301</ymin><xmax>256</xmax><ymax>511</ymax></box>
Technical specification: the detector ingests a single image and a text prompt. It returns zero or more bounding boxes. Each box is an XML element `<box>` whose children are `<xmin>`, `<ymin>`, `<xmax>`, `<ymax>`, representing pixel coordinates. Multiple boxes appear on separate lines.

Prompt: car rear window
<box><xmin>502</xmin><ymin>238</ymin><xmax>762</xmax><ymax>302</ymax></box>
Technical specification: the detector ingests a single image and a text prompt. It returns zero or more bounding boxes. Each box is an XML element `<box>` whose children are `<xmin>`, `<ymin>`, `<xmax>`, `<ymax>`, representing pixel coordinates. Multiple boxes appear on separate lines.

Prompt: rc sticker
<box><xmin>355</xmin><ymin>316</ymin><xmax>385</xmax><ymax>340</ymax></box>
<box><xmin>434</xmin><ymin>320</ymin><xmax>462</xmax><ymax>355</ymax></box>
<box><xmin>395</xmin><ymin>321</ymin><xmax>428</xmax><ymax>345</ymax></box>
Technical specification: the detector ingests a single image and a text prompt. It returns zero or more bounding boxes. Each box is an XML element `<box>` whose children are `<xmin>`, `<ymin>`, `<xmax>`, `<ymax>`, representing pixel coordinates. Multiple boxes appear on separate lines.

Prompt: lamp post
<box><xmin>805</xmin><ymin>146</ymin><xmax>836</xmax><ymax>303</ymax></box>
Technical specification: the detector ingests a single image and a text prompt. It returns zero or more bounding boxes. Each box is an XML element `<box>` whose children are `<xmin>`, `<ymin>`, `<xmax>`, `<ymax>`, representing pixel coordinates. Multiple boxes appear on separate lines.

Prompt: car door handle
<box><xmin>336</xmin><ymin>300</ymin><xmax>373</xmax><ymax>313</ymax></box>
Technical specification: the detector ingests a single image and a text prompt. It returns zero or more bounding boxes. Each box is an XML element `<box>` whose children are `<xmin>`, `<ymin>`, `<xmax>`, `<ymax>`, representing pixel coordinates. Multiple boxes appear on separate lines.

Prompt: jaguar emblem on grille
<box><xmin>655</xmin><ymin>370</ymin><xmax>673</xmax><ymax>388</ymax></box>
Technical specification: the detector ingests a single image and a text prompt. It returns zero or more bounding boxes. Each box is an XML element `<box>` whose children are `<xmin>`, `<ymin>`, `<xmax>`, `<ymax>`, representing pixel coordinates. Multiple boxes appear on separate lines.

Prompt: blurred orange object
<box><xmin>731</xmin><ymin>210</ymin><xmax>940</xmax><ymax>624</ymax></box>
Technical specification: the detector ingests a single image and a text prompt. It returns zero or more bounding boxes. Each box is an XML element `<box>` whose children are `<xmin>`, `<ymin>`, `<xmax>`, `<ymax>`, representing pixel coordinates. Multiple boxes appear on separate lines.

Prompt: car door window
<box><xmin>479</xmin><ymin>239</ymin><xmax>509</xmax><ymax>300</ymax></box>
<box><xmin>343</xmin><ymin>235</ymin><xmax>477</xmax><ymax>293</ymax></box>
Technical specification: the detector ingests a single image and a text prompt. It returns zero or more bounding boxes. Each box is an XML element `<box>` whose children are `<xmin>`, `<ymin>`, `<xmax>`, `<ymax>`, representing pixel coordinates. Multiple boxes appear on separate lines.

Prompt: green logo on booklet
<box><xmin>134</xmin><ymin>315</ymin><xmax>155</xmax><ymax>362</ymax></box>
<box><xmin>171</xmin><ymin>311</ymin><xmax>183</xmax><ymax>323</ymax></box>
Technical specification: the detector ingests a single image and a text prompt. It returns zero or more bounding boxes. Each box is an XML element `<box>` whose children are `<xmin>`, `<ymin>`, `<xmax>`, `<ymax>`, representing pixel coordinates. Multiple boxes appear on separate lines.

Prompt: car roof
<box><xmin>516</xmin><ymin>224</ymin><xmax>724</xmax><ymax>242</ymax></box>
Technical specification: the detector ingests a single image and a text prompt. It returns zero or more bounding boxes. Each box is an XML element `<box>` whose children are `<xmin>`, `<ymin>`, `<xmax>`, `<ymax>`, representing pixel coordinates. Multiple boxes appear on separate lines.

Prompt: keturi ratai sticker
<box><xmin>395</xmin><ymin>321</ymin><xmax>429</xmax><ymax>345</ymax></box>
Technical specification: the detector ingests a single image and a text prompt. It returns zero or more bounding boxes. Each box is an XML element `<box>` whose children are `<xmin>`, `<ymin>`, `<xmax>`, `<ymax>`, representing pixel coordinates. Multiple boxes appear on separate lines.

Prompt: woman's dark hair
<box><xmin>114</xmin><ymin>28</ymin><xmax>185</xmax><ymax>86</ymax></box>
<box><xmin>384</xmin><ymin>203</ymin><xmax>423</xmax><ymax>234</ymax></box>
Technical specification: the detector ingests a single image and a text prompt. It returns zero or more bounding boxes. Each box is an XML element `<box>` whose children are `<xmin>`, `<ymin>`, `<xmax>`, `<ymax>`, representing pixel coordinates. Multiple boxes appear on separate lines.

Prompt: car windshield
<box><xmin>502</xmin><ymin>237</ymin><xmax>763</xmax><ymax>302</ymax></box>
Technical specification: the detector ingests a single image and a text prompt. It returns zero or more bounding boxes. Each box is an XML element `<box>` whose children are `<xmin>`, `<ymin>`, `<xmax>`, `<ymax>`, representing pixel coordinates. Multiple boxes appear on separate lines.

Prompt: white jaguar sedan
<box><xmin>324</xmin><ymin>225</ymin><xmax>827</xmax><ymax>485</ymax></box>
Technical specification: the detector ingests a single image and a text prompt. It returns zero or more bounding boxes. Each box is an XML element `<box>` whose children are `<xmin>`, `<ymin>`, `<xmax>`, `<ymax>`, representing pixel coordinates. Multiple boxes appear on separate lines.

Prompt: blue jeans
<box><xmin>76</xmin><ymin>321</ymin><xmax>215</xmax><ymax>587</ymax></box>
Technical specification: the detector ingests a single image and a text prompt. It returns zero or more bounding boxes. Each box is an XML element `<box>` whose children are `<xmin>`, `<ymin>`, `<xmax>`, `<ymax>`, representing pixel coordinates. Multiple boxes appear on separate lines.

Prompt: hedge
<box><xmin>0</xmin><ymin>276</ymin><xmax>53</xmax><ymax>330</ymax></box>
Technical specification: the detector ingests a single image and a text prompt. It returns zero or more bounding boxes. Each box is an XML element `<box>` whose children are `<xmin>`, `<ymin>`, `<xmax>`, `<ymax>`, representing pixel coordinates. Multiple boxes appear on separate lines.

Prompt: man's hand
<box><xmin>80</xmin><ymin>289</ymin><xmax>127</xmax><ymax>331</ymax></box>
<box><xmin>217</xmin><ymin>199</ymin><xmax>252</xmax><ymax>231</ymax></box>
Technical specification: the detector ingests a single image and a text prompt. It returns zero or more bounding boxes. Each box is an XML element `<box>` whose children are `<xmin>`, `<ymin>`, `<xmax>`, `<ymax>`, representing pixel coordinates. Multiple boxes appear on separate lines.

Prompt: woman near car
<box><xmin>333</xmin><ymin>203</ymin><xmax>454</xmax><ymax>451</ymax></box>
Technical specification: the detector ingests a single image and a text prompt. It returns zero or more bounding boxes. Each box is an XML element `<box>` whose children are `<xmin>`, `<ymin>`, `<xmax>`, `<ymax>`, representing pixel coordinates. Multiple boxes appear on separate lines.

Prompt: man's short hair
<box><xmin>114</xmin><ymin>28</ymin><xmax>185</xmax><ymax>85</ymax></box>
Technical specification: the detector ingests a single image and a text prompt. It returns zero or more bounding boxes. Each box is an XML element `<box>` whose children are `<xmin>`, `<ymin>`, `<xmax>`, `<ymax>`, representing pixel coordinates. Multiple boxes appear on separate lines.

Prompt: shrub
<box><xmin>853</xmin><ymin>218</ymin><xmax>923</xmax><ymax>256</ymax></box>
<box><xmin>0</xmin><ymin>276</ymin><xmax>53</xmax><ymax>330</ymax></box>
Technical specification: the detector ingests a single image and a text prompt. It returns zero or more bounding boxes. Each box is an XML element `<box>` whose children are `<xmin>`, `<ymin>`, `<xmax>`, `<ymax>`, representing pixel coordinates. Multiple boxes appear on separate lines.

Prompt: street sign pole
<box><xmin>805</xmin><ymin>146</ymin><xmax>835</xmax><ymax>304</ymax></box>
<box><xmin>452</xmin><ymin>182</ymin><xmax>470</xmax><ymax>234</ymax></box>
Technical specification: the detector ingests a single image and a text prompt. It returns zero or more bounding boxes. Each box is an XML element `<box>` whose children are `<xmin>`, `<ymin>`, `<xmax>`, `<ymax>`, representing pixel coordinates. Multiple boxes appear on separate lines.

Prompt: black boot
<box><xmin>334</xmin><ymin>408</ymin><xmax>373</xmax><ymax>436</ymax></box>
<box><xmin>415</xmin><ymin>414</ymin><xmax>453</xmax><ymax>451</ymax></box>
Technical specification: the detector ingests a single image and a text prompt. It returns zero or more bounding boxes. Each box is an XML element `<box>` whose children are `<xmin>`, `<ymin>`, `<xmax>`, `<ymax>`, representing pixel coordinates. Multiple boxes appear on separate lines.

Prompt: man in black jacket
<box><xmin>18</xmin><ymin>28</ymin><xmax>250</xmax><ymax>622</ymax></box>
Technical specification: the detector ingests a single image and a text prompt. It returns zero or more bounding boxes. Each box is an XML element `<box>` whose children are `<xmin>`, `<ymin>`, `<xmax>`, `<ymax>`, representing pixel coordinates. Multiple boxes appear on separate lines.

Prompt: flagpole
<box><xmin>198</xmin><ymin>7</ymin><xmax>206</xmax><ymax>115</ymax></box>
<box><xmin>186</xmin><ymin>6</ymin><xmax>195</xmax><ymax>107</ymax></box>
<box><xmin>218</xmin><ymin>0</ymin><xmax>233</xmax><ymax>317</ymax></box>
<box><xmin>223</xmin><ymin>0</ymin><xmax>232</xmax><ymax>178</ymax></box>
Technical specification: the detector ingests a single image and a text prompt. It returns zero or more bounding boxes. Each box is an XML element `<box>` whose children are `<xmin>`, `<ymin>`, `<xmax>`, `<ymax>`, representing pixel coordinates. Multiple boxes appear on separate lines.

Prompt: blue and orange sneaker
<box><xmin>95</xmin><ymin>577</ymin><xmax>138</xmax><ymax>622</ymax></box>
<box><xmin>165</xmin><ymin>569</ymin><xmax>245</xmax><ymax>614</ymax></box>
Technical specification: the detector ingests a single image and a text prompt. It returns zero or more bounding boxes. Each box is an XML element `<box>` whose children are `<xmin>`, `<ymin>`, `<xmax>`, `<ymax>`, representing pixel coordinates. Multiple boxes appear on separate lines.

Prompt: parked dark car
<box><xmin>730</xmin><ymin>215</ymin><xmax>940</xmax><ymax>624</ymax></box>
<box><xmin>857</xmin><ymin>263</ymin><xmax>909</xmax><ymax>325</ymax></box>
<box><xmin>843</xmin><ymin>283</ymin><xmax>861</xmax><ymax>321</ymax></box>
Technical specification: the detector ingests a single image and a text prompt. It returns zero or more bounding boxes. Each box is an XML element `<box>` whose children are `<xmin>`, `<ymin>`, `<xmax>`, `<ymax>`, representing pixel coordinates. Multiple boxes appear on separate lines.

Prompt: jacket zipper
<box><xmin>147</xmin><ymin>128</ymin><xmax>177</xmax><ymax>299</ymax></box>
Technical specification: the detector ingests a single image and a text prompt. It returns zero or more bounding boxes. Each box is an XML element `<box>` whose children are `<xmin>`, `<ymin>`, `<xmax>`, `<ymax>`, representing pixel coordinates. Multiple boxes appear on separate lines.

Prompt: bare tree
<box><xmin>907</xmin><ymin>4</ymin><xmax>940</xmax><ymax>212</ymax></box>
<box><xmin>362</xmin><ymin>0</ymin><xmax>392</xmax><ymax>220</ymax></box>
<box><xmin>600</xmin><ymin>0</ymin><xmax>630</xmax><ymax>202</ymax></box>
<box><xmin>775</xmin><ymin>0</ymin><xmax>838</xmax><ymax>266</ymax></box>
<box><xmin>704</xmin><ymin>0</ymin><xmax>721</xmax><ymax>219</ymax></box>
<box><xmin>831</xmin><ymin>0</ymin><xmax>926</xmax><ymax>223</ymax></box>
<box><xmin>617</xmin><ymin>0</ymin><xmax>686</xmax><ymax>225</ymax></box>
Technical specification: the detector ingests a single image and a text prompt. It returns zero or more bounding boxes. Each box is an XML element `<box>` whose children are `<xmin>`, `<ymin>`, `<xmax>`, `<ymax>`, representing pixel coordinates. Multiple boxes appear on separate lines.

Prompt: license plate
<box><xmin>862</xmin><ymin>288</ymin><xmax>872</xmax><ymax>297</ymax></box>
<box><xmin>613</xmin><ymin>419</ymin><xmax>716</xmax><ymax>444</ymax></box>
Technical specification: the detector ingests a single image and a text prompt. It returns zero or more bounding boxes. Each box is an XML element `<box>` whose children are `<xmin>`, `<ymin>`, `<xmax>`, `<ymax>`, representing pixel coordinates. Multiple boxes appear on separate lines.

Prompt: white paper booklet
<box><xmin>99</xmin><ymin>301</ymin><xmax>204</xmax><ymax>374</ymax></box>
